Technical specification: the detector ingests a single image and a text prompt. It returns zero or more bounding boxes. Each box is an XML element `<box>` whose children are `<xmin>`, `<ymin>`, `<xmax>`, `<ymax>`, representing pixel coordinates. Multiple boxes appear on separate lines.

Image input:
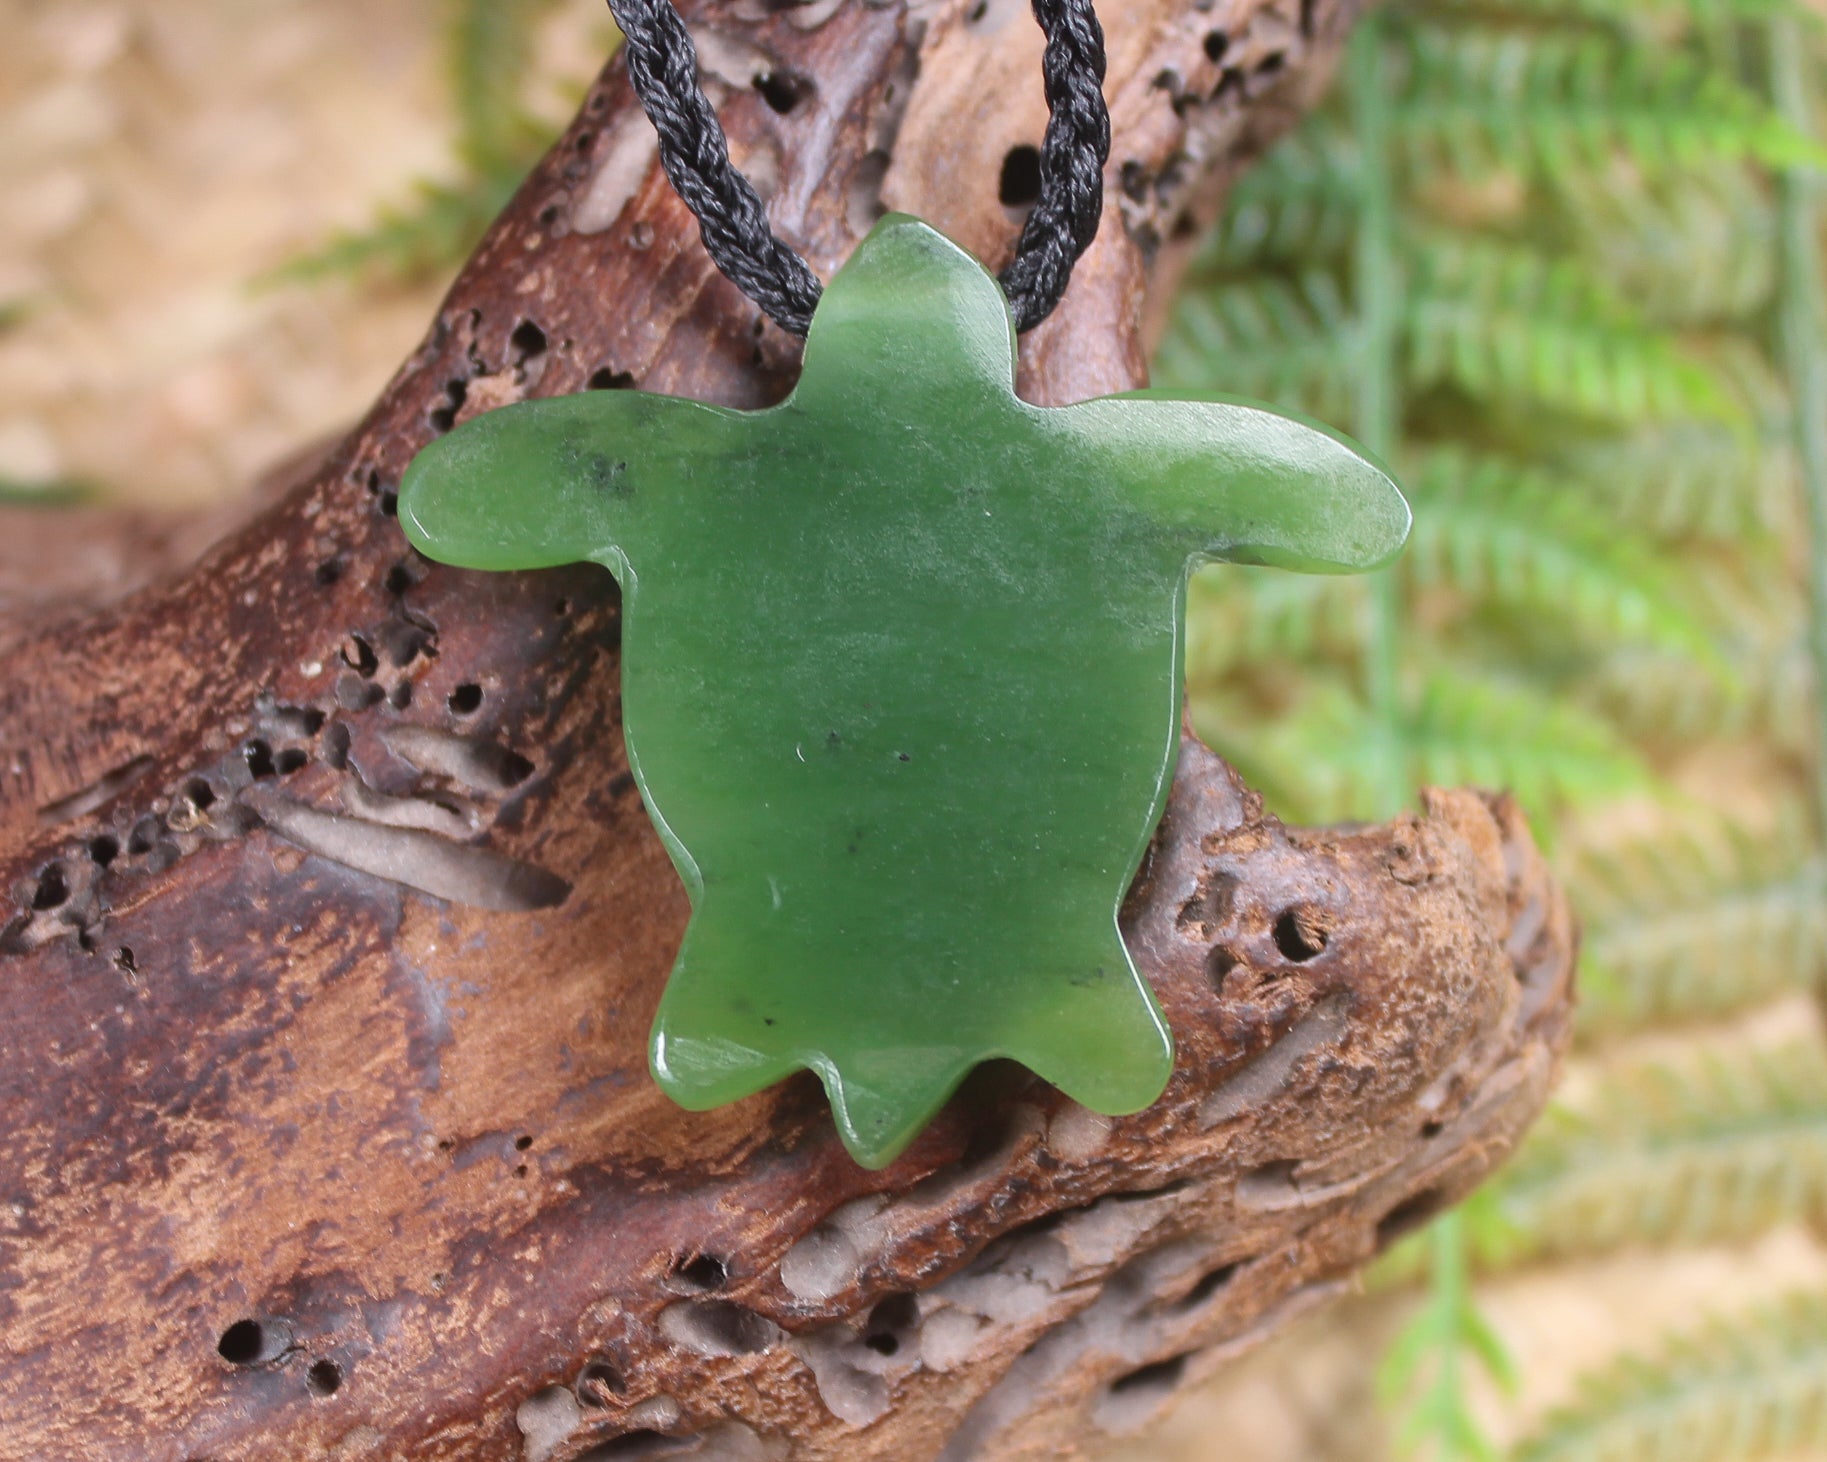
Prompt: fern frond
<box><xmin>271</xmin><ymin>0</ymin><xmax>566</xmax><ymax>286</ymax></box>
<box><xmin>1513</xmin><ymin>1291</ymin><xmax>1827</xmax><ymax>1462</ymax></box>
<box><xmin>448</xmin><ymin>0</ymin><xmax>561</xmax><ymax>171</ymax></box>
<box><xmin>1390</xmin><ymin>23</ymin><xmax>1826</xmax><ymax>181</ymax></box>
<box><xmin>1493</xmin><ymin>1041</ymin><xmax>1827</xmax><ymax>1263</ymax></box>
<box><xmin>1211</xmin><ymin>192</ymin><xmax>1361</xmax><ymax>274</ymax></box>
<box><xmin>1382</xmin><ymin>1211</ymin><xmax>1513</xmax><ymax>1462</ymax></box>
<box><xmin>1770</xmin><ymin>6</ymin><xmax>1827</xmax><ymax>845</ymax></box>
<box><xmin>1556</xmin><ymin>418</ymin><xmax>1796</xmax><ymax>542</ymax></box>
<box><xmin>264</xmin><ymin>170</ymin><xmax>524</xmax><ymax>286</ymax></box>
<box><xmin>1557</xmin><ymin>158</ymin><xmax>1778</xmax><ymax>327</ymax></box>
<box><xmin>1405</xmin><ymin>670</ymin><xmax>1655</xmax><ymax>818</ymax></box>
<box><xmin>1184</xmin><ymin>565</ymin><xmax>1367</xmax><ymax>682</ymax></box>
<box><xmin>1425</xmin><ymin>0</ymin><xmax>1812</xmax><ymax>34</ymax></box>
<box><xmin>1402</xmin><ymin>449</ymin><xmax>1725</xmax><ymax>660</ymax></box>
<box><xmin>1587</xmin><ymin>570</ymin><xmax>1811</xmax><ymax>753</ymax></box>
<box><xmin>1224</xmin><ymin>118</ymin><xmax>1363</xmax><ymax>206</ymax></box>
<box><xmin>1188</xmin><ymin>677</ymin><xmax>1371</xmax><ymax>824</ymax></box>
<box><xmin>1369</xmin><ymin>1188</ymin><xmax>1519</xmax><ymax>1292</ymax></box>
<box><xmin>1574</xmin><ymin>825</ymin><xmax>1827</xmax><ymax>1034</ymax></box>
<box><xmin>1154</xmin><ymin>272</ymin><xmax>1360</xmax><ymax>420</ymax></box>
<box><xmin>1591</xmin><ymin>636</ymin><xmax>1812</xmax><ymax>755</ymax></box>
<box><xmin>1196</xmin><ymin>668</ymin><xmax>1654</xmax><ymax>826</ymax></box>
<box><xmin>1208</xmin><ymin>122</ymin><xmax>1364</xmax><ymax>268</ymax></box>
<box><xmin>1410</xmin><ymin>230</ymin><xmax>1640</xmax><ymax>320</ymax></box>
<box><xmin>1404</xmin><ymin>234</ymin><xmax>1740</xmax><ymax>423</ymax></box>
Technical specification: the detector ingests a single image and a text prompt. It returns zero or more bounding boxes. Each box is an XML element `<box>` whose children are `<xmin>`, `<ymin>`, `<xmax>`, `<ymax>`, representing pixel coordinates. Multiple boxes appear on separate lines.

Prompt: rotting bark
<box><xmin>0</xmin><ymin>2</ymin><xmax>1576</xmax><ymax>1459</ymax></box>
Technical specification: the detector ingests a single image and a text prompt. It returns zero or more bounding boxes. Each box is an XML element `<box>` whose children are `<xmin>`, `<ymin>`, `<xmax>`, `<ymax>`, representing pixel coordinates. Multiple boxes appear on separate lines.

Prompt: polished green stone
<box><xmin>399</xmin><ymin>214</ymin><xmax>1408</xmax><ymax>1168</ymax></box>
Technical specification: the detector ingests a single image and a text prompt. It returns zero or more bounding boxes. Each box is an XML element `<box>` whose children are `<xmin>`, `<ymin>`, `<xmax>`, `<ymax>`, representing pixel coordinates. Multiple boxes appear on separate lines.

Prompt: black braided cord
<box><xmin>604</xmin><ymin>0</ymin><xmax>1110</xmax><ymax>336</ymax></box>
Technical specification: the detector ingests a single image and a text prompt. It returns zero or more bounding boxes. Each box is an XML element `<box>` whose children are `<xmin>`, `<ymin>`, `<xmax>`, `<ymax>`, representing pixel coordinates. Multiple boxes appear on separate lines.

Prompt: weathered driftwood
<box><xmin>0</xmin><ymin>2</ymin><xmax>1575</xmax><ymax>1458</ymax></box>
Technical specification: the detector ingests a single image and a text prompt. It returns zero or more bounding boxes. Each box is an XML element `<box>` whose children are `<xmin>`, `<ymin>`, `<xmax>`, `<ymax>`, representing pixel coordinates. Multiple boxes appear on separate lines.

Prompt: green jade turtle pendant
<box><xmin>399</xmin><ymin>215</ymin><xmax>1409</xmax><ymax>1168</ymax></box>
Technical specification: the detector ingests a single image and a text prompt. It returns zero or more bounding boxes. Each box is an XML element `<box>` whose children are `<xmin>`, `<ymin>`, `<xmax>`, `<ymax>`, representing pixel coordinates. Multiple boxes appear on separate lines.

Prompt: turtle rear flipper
<box><xmin>817</xmin><ymin>1050</ymin><xmax>982</xmax><ymax>1171</ymax></box>
<box><xmin>1000</xmin><ymin>928</ymin><xmax>1176</xmax><ymax>1118</ymax></box>
<box><xmin>651</xmin><ymin>910</ymin><xmax>1173</xmax><ymax>1168</ymax></box>
<box><xmin>647</xmin><ymin>909</ymin><xmax>979</xmax><ymax>1168</ymax></box>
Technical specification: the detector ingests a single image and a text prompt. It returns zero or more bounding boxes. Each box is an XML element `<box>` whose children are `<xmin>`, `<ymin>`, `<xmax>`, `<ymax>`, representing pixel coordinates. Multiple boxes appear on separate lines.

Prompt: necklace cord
<box><xmin>604</xmin><ymin>0</ymin><xmax>1109</xmax><ymax>337</ymax></box>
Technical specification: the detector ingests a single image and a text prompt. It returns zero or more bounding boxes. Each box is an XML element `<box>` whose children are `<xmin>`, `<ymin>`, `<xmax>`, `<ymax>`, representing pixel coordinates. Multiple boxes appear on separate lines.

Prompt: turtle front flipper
<box><xmin>398</xmin><ymin>389</ymin><xmax>738</xmax><ymax>576</ymax></box>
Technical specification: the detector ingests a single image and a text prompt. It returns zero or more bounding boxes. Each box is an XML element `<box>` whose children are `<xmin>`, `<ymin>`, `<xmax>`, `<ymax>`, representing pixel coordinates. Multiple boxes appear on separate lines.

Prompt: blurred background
<box><xmin>5</xmin><ymin>1</ymin><xmax>1827</xmax><ymax>1458</ymax></box>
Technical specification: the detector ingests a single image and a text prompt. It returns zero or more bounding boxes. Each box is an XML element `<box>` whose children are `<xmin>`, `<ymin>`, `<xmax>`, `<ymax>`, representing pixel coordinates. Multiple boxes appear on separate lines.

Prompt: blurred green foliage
<box><xmin>1161</xmin><ymin>0</ymin><xmax>1827</xmax><ymax>1451</ymax></box>
<box><xmin>1512</xmin><ymin>1293</ymin><xmax>1827</xmax><ymax>1461</ymax></box>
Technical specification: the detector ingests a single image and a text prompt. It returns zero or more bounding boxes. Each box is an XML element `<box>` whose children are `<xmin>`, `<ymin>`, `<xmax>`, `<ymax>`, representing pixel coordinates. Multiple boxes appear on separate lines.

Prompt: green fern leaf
<box><xmin>1409</xmin><ymin>230</ymin><xmax>1641</xmax><ymax>320</ymax></box>
<box><xmin>1591</xmin><ymin>635</ymin><xmax>1812</xmax><ymax>755</ymax></box>
<box><xmin>1195</xmin><ymin>667</ymin><xmax>1654</xmax><ymax>826</ymax></box>
<box><xmin>1390</xmin><ymin>23</ymin><xmax>1827</xmax><ymax>181</ymax></box>
<box><xmin>448</xmin><ymin>0</ymin><xmax>563</xmax><ymax>172</ymax></box>
<box><xmin>1224</xmin><ymin>118</ymin><xmax>1362</xmax><ymax>205</ymax></box>
<box><xmin>1424</xmin><ymin>0</ymin><xmax>1813</xmax><ymax>34</ymax></box>
<box><xmin>1184</xmin><ymin>565</ymin><xmax>1367</xmax><ymax>682</ymax></box>
<box><xmin>1556</xmin><ymin>418</ymin><xmax>1796</xmax><ymax>542</ymax></box>
<box><xmin>1513</xmin><ymin>1291</ymin><xmax>1827</xmax><ymax>1462</ymax></box>
<box><xmin>1402</xmin><ymin>449</ymin><xmax>1725</xmax><ymax>660</ymax></box>
<box><xmin>1382</xmin><ymin>1211</ymin><xmax>1513</xmax><ymax>1462</ymax></box>
<box><xmin>1154</xmin><ymin>271</ymin><xmax>1361</xmax><ymax>420</ymax></box>
<box><xmin>1573</xmin><ymin>825</ymin><xmax>1827</xmax><ymax>1035</ymax></box>
<box><xmin>1404</xmin><ymin>234</ymin><xmax>1740</xmax><ymax>423</ymax></box>
<box><xmin>1588</xmin><ymin>569</ymin><xmax>1811</xmax><ymax>753</ymax></box>
<box><xmin>1404</xmin><ymin>670</ymin><xmax>1655</xmax><ymax>818</ymax></box>
<box><xmin>1188</xmin><ymin>677</ymin><xmax>1373</xmax><ymax>824</ymax></box>
<box><xmin>1209</xmin><ymin>122</ymin><xmax>1364</xmax><ymax>268</ymax></box>
<box><xmin>0</xmin><ymin>478</ymin><xmax>91</xmax><ymax>505</ymax></box>
<box><xmin>1369</xmin><ymin>1189</ymin><xmax>1521</xmax><ymax>1292</ymax></box>
<box><xmin>1493</xmin><ymin>1041</ymin><xmax>1827</xmax><ymax>1263</ymax></box>
<box><xmin>264</xmin><ymin>170</ymin><xmax>526</xmax><ymax>286</ymax></box>
<box><xmin>1556</xmin><ymin>159</ymin><xmax>1779</xmax><ymax>327</ymax></box>
<box><xmin>1211</xmin><ymin>190</ymin><xmax>1362</xmax><ymax>274</ymax></box>
<box><xmin>270</xmin><ymin>0</ymin><xmax>568</xmax><ymax>286</ymax></box>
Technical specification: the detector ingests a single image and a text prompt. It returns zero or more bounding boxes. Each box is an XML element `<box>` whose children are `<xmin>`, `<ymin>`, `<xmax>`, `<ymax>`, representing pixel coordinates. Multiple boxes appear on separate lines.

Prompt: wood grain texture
<box><xmin>0</xmin><ymin>2</ymin><xmax>1575</xmax><ymax>1458</ymax></box>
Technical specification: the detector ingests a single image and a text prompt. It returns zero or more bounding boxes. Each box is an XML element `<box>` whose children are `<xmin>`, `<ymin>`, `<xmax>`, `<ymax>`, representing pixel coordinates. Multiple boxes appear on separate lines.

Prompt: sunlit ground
<box><xmin>0</xmin><ymin>0</ymin><xmax>604</xmax><ymax>506</ymax></box>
